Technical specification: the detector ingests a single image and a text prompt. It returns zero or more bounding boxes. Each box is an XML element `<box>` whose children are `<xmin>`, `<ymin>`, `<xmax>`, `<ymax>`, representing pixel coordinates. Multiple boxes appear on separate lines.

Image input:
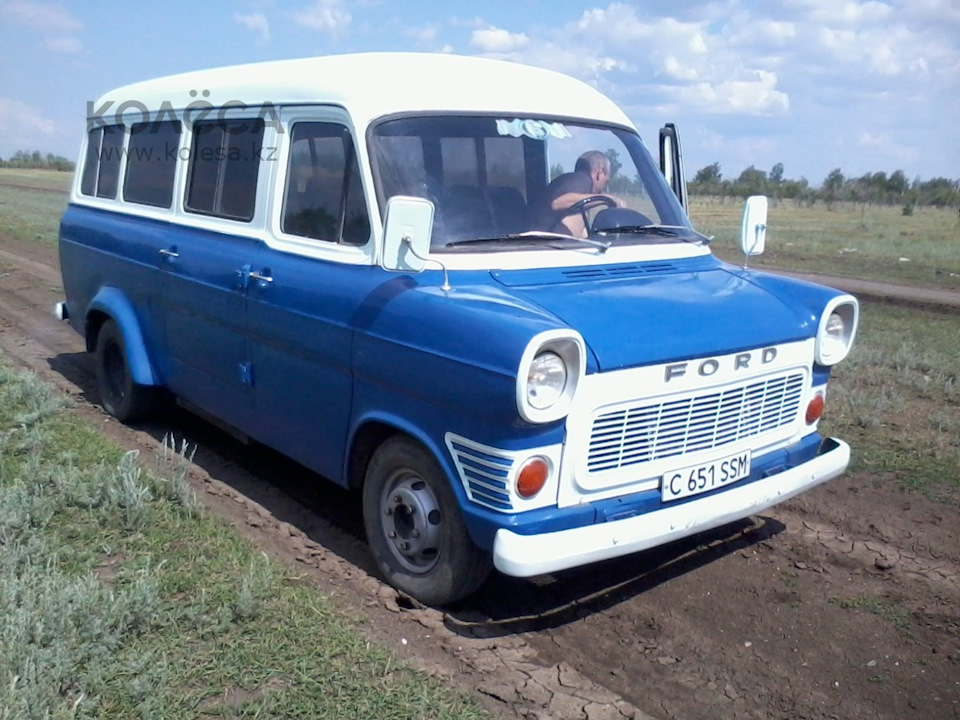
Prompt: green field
<box><xmin>689</xmin><ymin>195</ymin><xmax>960</xmax><ymax>291</ymax></box>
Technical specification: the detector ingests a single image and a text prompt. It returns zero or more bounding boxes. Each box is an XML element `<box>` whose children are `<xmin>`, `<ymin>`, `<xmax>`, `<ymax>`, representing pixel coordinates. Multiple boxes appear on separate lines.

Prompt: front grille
<box><xmin>588</xmin><ymin>372</ymin><xmax>805</xmax><ymax>473</ymax></box>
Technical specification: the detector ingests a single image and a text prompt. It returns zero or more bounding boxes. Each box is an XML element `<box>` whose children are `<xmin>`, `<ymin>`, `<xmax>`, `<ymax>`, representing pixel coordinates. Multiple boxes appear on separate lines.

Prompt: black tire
<box><xmin>94</xmin><ymin>319</ymin><xmax>155</xmax><ymax>423</ymax></box>
<box><xmin>362</xmin><ymin>436</ymin><xmax>491</xmax><ymax>605</ymax></box>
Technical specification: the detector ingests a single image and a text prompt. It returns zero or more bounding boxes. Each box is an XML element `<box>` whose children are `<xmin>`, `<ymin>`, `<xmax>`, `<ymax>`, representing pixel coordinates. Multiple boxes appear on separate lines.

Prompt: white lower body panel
<box><xmin>493</xmin><ymin>438</ymin><xmax>849</xmax><ymax>577</ymax></box>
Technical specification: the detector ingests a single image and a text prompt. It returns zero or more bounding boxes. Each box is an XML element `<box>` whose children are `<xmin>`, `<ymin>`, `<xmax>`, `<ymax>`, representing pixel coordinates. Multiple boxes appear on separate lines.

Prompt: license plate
<box><xmin>661</xmin><ymin>451</ymin><xmax>752</xmax><ymax>502</ymax></box>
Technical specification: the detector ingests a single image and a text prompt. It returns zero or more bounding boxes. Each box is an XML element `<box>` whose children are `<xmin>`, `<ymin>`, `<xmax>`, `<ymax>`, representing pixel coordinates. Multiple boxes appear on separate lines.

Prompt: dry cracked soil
<box><xmin>0</xmin><ymin>231</ymin><xmax>958</xmax><ymax>720</ymax></box>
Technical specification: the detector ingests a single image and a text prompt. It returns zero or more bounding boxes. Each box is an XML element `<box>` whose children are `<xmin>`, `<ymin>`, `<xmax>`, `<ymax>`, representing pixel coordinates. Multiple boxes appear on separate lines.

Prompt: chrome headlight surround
<box><xmin>815</xmin><ymin>295</ymin><xmax>859</xmax><ymax>366</ymax></box>
<box><xmin>516</xmin><ymin>330</ymin><xmax>586</xmax><ymax>424</ymax></box>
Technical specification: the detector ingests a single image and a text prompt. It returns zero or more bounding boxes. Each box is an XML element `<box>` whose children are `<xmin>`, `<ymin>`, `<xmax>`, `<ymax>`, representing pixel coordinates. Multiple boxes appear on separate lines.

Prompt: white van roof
<box><xmin>93</xmin><ymin>52</ymin><xmax>635</xmax><ymax>130</ymax></box>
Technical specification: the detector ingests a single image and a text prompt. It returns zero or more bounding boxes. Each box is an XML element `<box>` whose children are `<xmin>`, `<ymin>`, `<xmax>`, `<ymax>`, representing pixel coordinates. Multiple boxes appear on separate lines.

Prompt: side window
<box><xmin>440</xmin><ymin>138</ymin><xmax>479</xmax><ymax>187</ymax></box>
<box><xmin>186</xmin><ymin>118</ymin><xmax>264</xmax><ymax>221</ymax></box>
<box><xmin>281</xmin><ymin>122</ymin><xmax>370</xmax><ymax>245</ymax></box>
<box><xmin>485</xmin><ymin>137</ymin><xmax>526</xmax><ymax>197</ymax></box>
<box><xmin>80</xmin><ymin>125</ymin><xmax>125</xmax><ymax>199</ymax></box>
<box><xmin>123</xmin><ymin>120</ymin><xmax>181</xmax><ymax>208</ymax></box>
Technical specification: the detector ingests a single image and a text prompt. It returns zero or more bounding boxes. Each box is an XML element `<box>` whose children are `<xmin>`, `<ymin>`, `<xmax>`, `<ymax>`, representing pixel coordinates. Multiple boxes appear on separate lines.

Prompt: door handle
<box><xmin>159</xmin><ymin>247</ymin><xmax>179</xmax><ymax>258</ymax></box>
<box><xmin>249</xmin><ymin>270</ymin><xmax>273</xmax><ymax>284</ymax></box>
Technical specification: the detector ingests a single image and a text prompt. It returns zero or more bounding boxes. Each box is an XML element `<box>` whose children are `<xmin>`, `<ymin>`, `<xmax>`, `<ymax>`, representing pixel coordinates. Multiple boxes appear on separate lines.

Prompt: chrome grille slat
<box><xmin>587</xmin><ymin>372</ymin><xmax>805</xmax><ymax>473</ymax></box>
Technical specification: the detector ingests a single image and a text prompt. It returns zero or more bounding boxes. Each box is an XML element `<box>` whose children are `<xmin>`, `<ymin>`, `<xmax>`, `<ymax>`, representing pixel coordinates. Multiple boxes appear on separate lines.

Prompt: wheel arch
<box><xmin>86</xmin><ymin>287</ymin><xmax>159</xmax><ymax>386</ymax></box>
<box><xmin>346</xmin><ymin>414</ymin><xmax>455</xmax><ymax>496</ymax></box>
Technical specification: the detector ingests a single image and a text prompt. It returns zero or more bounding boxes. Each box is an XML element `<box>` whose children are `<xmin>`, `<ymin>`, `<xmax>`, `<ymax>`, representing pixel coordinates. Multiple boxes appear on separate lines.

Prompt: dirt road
<box><xmin>1</xmin><ymin>233</ymin><xmax>957</xmax><ymax>720</ymax></box>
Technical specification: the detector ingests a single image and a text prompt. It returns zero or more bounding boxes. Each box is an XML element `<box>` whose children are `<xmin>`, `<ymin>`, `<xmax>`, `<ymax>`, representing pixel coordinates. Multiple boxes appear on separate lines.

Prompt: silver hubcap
<box><xmin>380</xmin><ymin>471</ymin><xmax>443</xmax><ymax>574</ymax></box>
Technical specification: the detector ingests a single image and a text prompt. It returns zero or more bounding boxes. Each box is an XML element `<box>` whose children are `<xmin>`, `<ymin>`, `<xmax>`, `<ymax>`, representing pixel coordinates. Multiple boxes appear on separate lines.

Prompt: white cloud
<box><xmin>0</xmin><ymin>97</ymin><xmax>56</xmax><ymax>153</ymax></box>
<box><xmin>470</xmin><ymin>26</ymin><xmax>529</xmax><ymax>53</ymax></box>
<box><xmin>0</xmin><ymin>0</ymin><xmax>82</xmax><ymax>53</ymax></box>
<box><xmin>668</xmin><ymin>70</ymin><xmax>790</xmax><ymax>116</ymax></box>
<box><xmin>234</xmin><ymin>12</ymin><xmax>271</xmax><ymax>42</ymax></box>
<box><xmin>293</xmin><ymin>0</ymin><xmax>350</xmax><ymax>33</ymax></box>
<box><xmin>43</xmin><ymin>36</ymin><xmax>81</xmax><ymax>54</ymax></box>
<box><xmin>0</xmin><ymin>0</ymin><xmax>82</xmax><ymax>33</ymax></box>
<box><xmin>403</xmin><ymin>24</ymin><xmax>440</xmax><ymax>44</ymax></box>
<box><xmin>663</xmin><ymin>56</ymin><xmax>699</xmax><ymax>81</ymax></box>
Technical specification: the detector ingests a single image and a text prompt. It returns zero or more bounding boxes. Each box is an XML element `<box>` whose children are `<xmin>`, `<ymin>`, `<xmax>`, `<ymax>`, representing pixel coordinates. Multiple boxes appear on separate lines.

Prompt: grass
<box><xmin>818</xmin><ymin>301</ymin><xmax>960</xmax><ymax>500</ymax></box>
<box><xmin>0</xmin><ymin>167</ymin><xmax>74</xmax><ymax>192</ymax></box>
<box><xmin>828</xmin><ymin>593</ymin><xmax>911</xmax><ymax>630</ymax></box>
<box><xmin>0</xmin><ymin>177</ymin><xmax>68</xmax><ymax>247</ymax></box>
<box><xmin>689</xmin><ymin>196</ymin><xmax>960</xmax><ymax>291</ymax></box>
<box><xmin>0</xmin><ymin>358</ymin><xmax>487</xmax><ymax>720</ymax></box>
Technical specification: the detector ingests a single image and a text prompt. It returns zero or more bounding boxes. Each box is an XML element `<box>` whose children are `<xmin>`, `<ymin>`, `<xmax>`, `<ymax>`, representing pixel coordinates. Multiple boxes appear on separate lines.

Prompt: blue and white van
<box><xmin>58</xmin><ymin>53</ymin><xmax>858</xmax><ymax>604</ymax></box>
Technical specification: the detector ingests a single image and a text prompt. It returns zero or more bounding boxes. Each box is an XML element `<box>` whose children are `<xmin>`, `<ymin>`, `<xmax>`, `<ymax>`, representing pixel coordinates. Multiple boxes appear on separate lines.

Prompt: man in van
<box><xmin>535</xmin><ymin>150</ymin><xmax>624</xmax><ymax>237</ymax></box>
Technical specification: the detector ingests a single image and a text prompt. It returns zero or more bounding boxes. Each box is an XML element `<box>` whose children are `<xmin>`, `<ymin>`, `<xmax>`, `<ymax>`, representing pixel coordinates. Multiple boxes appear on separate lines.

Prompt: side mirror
<box><xmin>740</xmin><ymin>195</ymin><xmax>768</xmax><ymax>257</ymax></box>
<box><xmin>381</xmin><ymin>196</ymin><xmax>434</xmax><ymax>273</ymax></box>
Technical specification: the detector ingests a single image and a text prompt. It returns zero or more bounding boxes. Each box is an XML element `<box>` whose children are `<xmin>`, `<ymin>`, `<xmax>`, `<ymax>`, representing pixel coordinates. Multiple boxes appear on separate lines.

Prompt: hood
<box><xmin>491</xmin><ymin>259</ymin><xmax>816</xmax><ymax>371</ymax></box>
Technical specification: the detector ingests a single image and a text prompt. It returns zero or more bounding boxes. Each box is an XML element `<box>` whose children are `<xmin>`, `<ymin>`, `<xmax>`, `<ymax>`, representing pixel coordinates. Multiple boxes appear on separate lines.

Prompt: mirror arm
<box><xmin>742</xmin><ymin>223</ymin><xmax>767</xmax><ymax>269</ymax></box>
<box><xmin>403</xmin><ymin>237</ymin><xmax>452</xmax><ymax>292</ymax></box>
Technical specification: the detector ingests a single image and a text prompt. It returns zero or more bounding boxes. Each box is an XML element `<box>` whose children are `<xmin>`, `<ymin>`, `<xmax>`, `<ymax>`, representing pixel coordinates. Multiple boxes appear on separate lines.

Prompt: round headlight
<box><xmin>820</xmin><ymin>313</ymin><xmax>846</xmax><ymax>363</ymax></box>
<box><xmin>815</xmin><ymin>296</ymin><xmax>859</xmax><ymax>366</ymax></box>
<box><xmin>526</xmin><ymin>351</ymin><xmax>567</xmax><ymax>410</ymax></box>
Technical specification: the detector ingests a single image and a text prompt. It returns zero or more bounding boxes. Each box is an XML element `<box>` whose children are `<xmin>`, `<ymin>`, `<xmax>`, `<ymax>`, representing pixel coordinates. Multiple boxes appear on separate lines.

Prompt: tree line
<box><xmin>689</xmin><ymin>162</ymin><xmax>959</xmax><ymax>209</ymax></box>
<box><xmin>0</xmin><ymin>150</ymin><xmax>75</xmax><ymax>171</ymax></box>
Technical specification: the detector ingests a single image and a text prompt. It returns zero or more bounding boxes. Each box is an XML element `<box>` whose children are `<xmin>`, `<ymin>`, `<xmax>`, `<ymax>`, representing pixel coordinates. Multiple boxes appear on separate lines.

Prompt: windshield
<box><xmin>370</xmin><ymin>115</ymin><xmax>692</xmax><ymax>251</ymax></box>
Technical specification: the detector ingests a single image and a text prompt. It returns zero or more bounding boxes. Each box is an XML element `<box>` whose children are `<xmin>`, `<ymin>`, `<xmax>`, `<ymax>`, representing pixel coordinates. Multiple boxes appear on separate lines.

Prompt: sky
<box><xmin>0</xmin><ymin>0</ymin><xmax>958</xmax><ymax>186</ymax></box>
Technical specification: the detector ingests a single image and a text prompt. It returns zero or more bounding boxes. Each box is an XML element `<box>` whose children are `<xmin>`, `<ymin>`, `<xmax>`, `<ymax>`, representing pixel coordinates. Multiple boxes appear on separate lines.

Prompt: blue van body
<box><xmin>58</xmin><ymin>53</ymin><xmax>858</xmax><ymax>604</ymax></box>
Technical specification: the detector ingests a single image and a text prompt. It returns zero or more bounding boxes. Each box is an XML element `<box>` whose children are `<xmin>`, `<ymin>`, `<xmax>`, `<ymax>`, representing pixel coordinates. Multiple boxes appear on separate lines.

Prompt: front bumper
<box><xmin>493</xmin><ymin>437</ymin><xmax>849</xmax><ymax>577</ymax></box>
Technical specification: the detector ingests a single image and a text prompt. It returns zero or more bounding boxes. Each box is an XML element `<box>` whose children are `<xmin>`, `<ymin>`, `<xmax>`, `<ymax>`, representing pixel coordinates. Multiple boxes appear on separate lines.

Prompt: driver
<box><xmin>534</xmin><ymin>150</ymin><xmax>624</xmax><ymax>237</ymax></box>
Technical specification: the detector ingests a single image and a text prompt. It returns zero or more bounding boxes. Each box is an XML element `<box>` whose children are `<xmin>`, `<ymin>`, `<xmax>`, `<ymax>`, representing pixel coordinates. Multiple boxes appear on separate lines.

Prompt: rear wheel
<box><xmin>362</xmin><ymin>436</ymin><xmax>491</xmax><ymax>605</ymax></box>
<box><xmin>94</xmin><ymin>319</ymin><xmax>155</xmax><ymax>423</ymax></box>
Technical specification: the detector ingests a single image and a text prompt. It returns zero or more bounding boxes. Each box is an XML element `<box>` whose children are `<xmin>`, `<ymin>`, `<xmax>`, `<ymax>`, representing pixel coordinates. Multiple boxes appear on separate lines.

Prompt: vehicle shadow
<box><xmin>443</xmin><ymin>515</ymin><xmax>785</xmax><ymax>637</ymax></box>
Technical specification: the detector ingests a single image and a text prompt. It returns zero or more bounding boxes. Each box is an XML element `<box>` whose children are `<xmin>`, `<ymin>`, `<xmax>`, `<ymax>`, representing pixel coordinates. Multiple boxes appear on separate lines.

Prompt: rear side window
<box><xmin>186</xmin><ymin>118</ymin><xmax>265</xmax><ymax>221</ymax></box>
<box><xmin>123</xmin><ymin>120</ymin><xmax>181</xmax><ymax>208</ymax></box>
<box><xmin>80</xmin><ymin>125</ymin><xmax>125</xmax><ymax>199</ymax></box>
<box><xmin>281</xmin><ymin>122</ymin><xmax>369</xmax><ymax>245</ymax></box>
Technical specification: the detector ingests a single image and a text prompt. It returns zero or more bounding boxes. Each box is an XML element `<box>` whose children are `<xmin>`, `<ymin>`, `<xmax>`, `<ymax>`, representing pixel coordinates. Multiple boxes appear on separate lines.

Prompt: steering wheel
<box><xmin>565</xmin><ymin>195</ymin><xmax>618</xmax><ymax>234</ymax></box>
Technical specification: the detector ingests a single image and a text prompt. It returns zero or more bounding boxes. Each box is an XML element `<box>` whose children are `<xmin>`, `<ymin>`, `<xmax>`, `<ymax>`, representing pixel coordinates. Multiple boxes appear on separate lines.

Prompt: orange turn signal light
<box><xmin>516</xmin><ymin>457</ymin><xmax>549</xmax><ymax>498</ymax></box>
<box><xmin>805</xmin><ymin>394</ymin><xmax>824</xmax><ymax>424</ymax></box>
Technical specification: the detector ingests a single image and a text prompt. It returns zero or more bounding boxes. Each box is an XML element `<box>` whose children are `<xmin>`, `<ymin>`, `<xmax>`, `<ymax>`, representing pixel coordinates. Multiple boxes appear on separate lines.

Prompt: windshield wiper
<box><xmin>596</xmin><ymin>225</ymin><xmax>712</xmax><ymax>244</ymax></box>
<box><xmin>444</xmin><ymin>231</ymin><xmax>610</xmax><ymax>253</ymax></box>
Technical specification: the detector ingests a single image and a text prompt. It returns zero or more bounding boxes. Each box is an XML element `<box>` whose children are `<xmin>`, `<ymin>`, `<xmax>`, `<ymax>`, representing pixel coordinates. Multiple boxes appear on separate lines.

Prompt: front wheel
<box><xmin>94</xmin><ymin>319</ymin><xmax>156</xmax><ymax>423</ymax></box>
<box><xmin>362</xmin><ymin>436</ymin><xmax>491</xmax><ymax>605</ymax></box>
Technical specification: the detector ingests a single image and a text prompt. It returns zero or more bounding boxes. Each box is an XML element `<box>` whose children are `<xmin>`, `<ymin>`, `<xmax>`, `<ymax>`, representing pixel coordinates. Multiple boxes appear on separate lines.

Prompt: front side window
<box><xmin>370</xmin><ymin>115</ymin><xmax>691</xmax><ymax>251</ymax></box>
<box><xmin>123</xmin><ymin>120</ymin><xmax>181</xmax><ymax>208</ymax></box>
<box><xmin>281</xmin><ymin>122</ymin><xmax>369</xmax><ymax>245</ymax></box>
<box><xmin>186</xmin><ymin>118</ymin><xmax>264</xmax><ymax>221</ymax></box>
<box><xmin>80</xmin><ymin>125</ymin><xmax>125</xmax><ymax>199</ymax></box>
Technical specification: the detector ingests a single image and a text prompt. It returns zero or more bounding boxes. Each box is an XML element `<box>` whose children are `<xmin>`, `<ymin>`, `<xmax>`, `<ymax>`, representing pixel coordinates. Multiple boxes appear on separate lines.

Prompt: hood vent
<box><xmin>492</xmin><ymin>256</ymin><xmax>718</xmax><ymax>287</ymax></box>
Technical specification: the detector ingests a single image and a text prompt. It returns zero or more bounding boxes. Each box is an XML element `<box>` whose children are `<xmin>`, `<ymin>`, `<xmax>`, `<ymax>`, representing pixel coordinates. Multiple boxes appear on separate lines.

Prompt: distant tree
<box><xmin>887</xmin><ymin>170</ymin><xmax>908</xmax><ymax>200</ymax></box>
<box><xmin>683</xmin><ymin>160</ymin><xmax>956</xmax><ymax>208</ymax></box>
<box><xmin>822</xmin><ymin>168</ymin><xmax>845</xmax><ymax>208</ymax></box>
<box><xmin>694</xmin><ymin>162</ymin><xmax>722</xmax><ymax>184</ymax></box>
<box><xmin>689</xmin><ymin>162</ymin><xmax>723</xmax><ymax>197</ymax></box>
<box><xmin>735</xmin><ymin>165</ymin><xmax>768</xmax><ymax>197</ymax></box>
<box><xmin>769</xmin><ymin>162</ymin><xmax>784</xmax><ymax>186</ymax></box>
<box><xmin>0</xmin><ymin>149</ymin><xmax>75</xmax><ymax>171</ymax></box>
